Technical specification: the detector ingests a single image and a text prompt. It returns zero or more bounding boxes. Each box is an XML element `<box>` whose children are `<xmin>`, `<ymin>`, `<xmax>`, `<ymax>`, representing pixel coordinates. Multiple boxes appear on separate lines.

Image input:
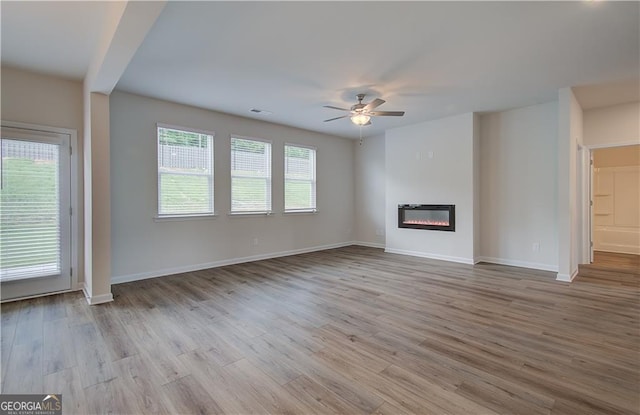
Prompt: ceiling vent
<box><xmin>250</xmin><ymin>108</ymin><xmax>272</xmax><ymax>115</ymax></box>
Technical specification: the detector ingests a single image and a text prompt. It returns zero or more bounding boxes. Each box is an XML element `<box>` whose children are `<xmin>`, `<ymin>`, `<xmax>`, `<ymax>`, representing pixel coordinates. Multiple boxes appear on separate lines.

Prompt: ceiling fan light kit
<box><xmin>350</xmin><ymin>113</ymin><xmax>371</xmax><ymax>125</ymax></box>
<box><xmin>323</xmin><ymin>93</ymin><xmax>405</xmax><ymax>126</ymax></box>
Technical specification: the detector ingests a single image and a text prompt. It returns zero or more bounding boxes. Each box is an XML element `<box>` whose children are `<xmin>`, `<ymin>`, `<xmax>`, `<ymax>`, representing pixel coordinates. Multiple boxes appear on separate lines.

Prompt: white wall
<box><xmin>109</xmin><ymin>91</ymin><xmax>354</xmax><ymax>282</ymax></box>
<box><xmin>479</xmin><ymin>102</ymin><xmax>558</xmax><ymax>271</ymax></box>
<box><xmin>83</xmin><ymin>92</ymin><xmax>112</xmax><ymax>303</ymax></box>
<box><xmin>557</xmin><ymin>87</ymin><xmax>583</xmax><ymax>281</ymax></box>
<box><xmin>473</xmin><ymin>113</ymin><xmax>481</xmax><ymax>261</ymax></box>
<box><xmin>1</xmin><ymin>67</ymin><xmax>85</xmax><ymax>284</ymax></box>
<box><xmin>385</xmin><ymin>113</ymin><xmax>476</xmax><ymax>264</ymax></box>
<box><xmin>354</xmin><ymin>134</ymin><xmax>385</xmax><ymax>247</ymax></box>
<box><xmin>583</xmin><ymin>102</ymin><xmax>640</xmax><ymax>147</ymax></box>
<box><xmin>1</xmin><ymin>67</ymin><xmax>84</xmax><ymax>131</ymax></box>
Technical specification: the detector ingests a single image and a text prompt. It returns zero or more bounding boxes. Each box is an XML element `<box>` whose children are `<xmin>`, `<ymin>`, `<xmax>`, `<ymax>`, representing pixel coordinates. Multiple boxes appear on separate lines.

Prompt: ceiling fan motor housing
<box><xmin>351</xmin><ymin>103</ymin><xmax>366</xmax><ymax>112</ymax></box>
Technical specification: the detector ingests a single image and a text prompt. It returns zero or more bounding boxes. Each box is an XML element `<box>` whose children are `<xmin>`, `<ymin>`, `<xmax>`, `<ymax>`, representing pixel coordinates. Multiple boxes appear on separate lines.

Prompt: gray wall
<box><xmin>110</xmin><ymin>91</ymin><xmax>355</xmax><ymax>282</ymax></box>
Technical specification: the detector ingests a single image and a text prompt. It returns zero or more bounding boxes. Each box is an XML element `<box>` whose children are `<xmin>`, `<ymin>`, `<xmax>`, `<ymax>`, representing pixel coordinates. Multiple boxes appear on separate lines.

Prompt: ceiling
<box><xmin>1</xmin><ymin>1</ymin><xmax>110</xmax><ymax>80</ymax></box>
<box><xmin>2</xmin><ymin>1</ymin><xmax>639</xmax><ymax>139</ymax></box>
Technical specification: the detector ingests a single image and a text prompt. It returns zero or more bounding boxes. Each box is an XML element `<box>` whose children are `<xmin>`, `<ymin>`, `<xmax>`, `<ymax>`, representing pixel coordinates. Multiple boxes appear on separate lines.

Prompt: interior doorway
<box><xmin>589</xmin><ymin>144</ymin><xmax>640</xmax><ymax>274</ymax></box>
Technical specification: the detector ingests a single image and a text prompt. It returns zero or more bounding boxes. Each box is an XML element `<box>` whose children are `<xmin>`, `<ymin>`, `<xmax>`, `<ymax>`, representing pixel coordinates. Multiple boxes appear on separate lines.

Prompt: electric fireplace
<box><xmin>398</xmin><ymin>204</ymin><xmax>455</xmax><ymax>231</ymax></box>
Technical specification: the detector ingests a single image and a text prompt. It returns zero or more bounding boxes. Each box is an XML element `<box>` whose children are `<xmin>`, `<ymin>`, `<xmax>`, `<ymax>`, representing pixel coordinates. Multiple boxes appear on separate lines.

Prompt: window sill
<box><xmin>153</xmin><ymin>213</ymin><xmax>218</xmax><ymax>222</ymax></box>
<box><xmin>283</xmin><ymin>209</ymin><xmax>318</xmax><ymax>215</ymax></box>
<box><xmin>228</xmin><ymin>211</ymin><xmax>274</xmax><ymax>217</ymax></box>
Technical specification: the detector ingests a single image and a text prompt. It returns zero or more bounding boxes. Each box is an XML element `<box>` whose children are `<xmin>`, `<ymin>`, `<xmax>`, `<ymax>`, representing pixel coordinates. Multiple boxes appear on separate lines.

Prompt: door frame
<box><xmin>1</xmin><ymin>120</ymin><xmax>80</xmax><ymax>300</ymax></box>
<box><xmin>579</xmin><ymin>145</ymin><xmax>593</xmax><ymax>264</ymax></box>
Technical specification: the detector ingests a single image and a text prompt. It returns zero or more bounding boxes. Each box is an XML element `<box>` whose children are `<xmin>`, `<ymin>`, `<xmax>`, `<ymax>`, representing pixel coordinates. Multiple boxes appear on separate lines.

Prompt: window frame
<box><xmin>284</xmin><ymin>143</ymin><xmax>317</xmax><ymax>214</ymax></box>
<box><xmin>229</xmin><ymin>135</ymin><xmax>273</xmax><ymax>215</ymax></box>
<box><xmin>156</xmin><ymin>123</ymin><xmax>216</xmax><ymax>219</ymax></box>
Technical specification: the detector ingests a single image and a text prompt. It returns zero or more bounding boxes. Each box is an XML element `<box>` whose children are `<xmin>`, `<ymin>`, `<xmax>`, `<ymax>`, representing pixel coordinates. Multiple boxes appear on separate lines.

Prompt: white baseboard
<box><xmin>82</xmin><ymin>287</ymin><xmax>114</xmax><ymax>305</ymax></box>
<box><xmin>556</xmin><ymin>268</ymin><xmax>579</xmax><ymax>283</ymax></box>
<box><xmin>475</xmin><ymin>256</ymin><xmax>558</xmax><ymax>272</ymax></box>
<box><xmin>594</xmin><ymin>247</ymin><xmax>640</xmax><ymax>255</ymax></box>
<box><xmin>111</xmin><ymin>241</ymin><xmax>353</xmax><ymax>285</ymax></box>
<box><xmin>384</xmin><ymin>248</ymin><xmax>474</xmax><ymax>265</ymax></box>
<box><xmin>351</xmin><ymin>241</ymin><xmax>385</xmax><ymax>249</ymax></box>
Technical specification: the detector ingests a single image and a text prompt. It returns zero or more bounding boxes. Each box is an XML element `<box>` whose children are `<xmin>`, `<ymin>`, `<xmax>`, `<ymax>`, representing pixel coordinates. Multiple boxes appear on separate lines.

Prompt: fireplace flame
<box><xmin>403</xmin><ymin>220</ymin><xmax>449</xmax><ymax>226</ymax></box>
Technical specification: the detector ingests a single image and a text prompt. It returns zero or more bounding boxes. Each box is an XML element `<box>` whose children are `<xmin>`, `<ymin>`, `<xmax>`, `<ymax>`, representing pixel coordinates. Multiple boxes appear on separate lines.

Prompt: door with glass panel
<box><xmin>1</xmin><ymin>127</ymin><xmax>72</xmax><ymax>301</ymax></box>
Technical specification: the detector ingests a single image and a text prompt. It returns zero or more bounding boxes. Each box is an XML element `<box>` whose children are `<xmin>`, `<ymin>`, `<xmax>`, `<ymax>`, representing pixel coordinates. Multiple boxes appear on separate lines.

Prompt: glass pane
<box><xmin>285</xmin><ymin>181</ymin><xmax>312</xmax><ymax>210</ymax></box>
<box><xmin>1</xmin><ymin>139</ymin><xmax>61</xmax><ymax>280</ymax></box>
<box><xmin>160</xmin><ymin>173</ymin><xmax>212</xmax><ymax>215</ymax></box>
<box><xmin>231</xmin><ymin>177</ymin><xmax>269</xmax><ymax>211</ymax></box>
<box><xmin>231</xmin><ymin>137</ymin><xmax>271</xmax><ymax>212</ymax></box>
<box><xmin>231</xmin><ymin>138</ymin><xmax>270</xmax><ymax>178</ymax></box>
<box><xmin>403</xmin><ymin>209</ymin><xmax>450</xmax><ymax>226</ymax></box>
<box><xmin>285</xmin><ymin>146</ymin><xmax>313</xmax><ymax>180</ymax></box>
<box><xmin>284</xmin><ymin>145</ymin><xmax>315</xmax><ymax>210</ymax></box>
<box><xmin>158</xmin><ymin>127</ymin><xmax>213</xmax><ymax>215</ymax></box>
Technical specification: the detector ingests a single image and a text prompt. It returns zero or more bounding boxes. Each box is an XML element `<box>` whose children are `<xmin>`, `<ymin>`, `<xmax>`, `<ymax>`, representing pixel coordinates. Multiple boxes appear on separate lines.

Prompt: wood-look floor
<box><xmin>592</xmin><ymin>251</ymin><xmax>640</xmax><ymax>274</ymax></box>
<box><xmin>578</xmin><ymin>251</ymin><xmax>639</xmax><ymax>288</ymax></box>
<box><xmin>1</xmin><ymin>246</ymin><xmax>639</xmax><ymax>415</ymax></box>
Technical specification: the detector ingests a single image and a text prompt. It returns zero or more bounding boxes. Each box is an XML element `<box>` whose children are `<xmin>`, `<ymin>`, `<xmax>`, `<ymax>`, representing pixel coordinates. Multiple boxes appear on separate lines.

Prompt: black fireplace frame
<box><xmin>398</xmin><ymin>204</ymin><xmax>456</xmax><ymax>231</ymax></box>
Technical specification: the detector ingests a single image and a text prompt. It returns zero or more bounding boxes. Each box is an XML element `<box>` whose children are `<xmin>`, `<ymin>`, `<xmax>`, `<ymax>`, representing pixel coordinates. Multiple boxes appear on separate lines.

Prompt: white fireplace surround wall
<box><xmin>385</xmin><ymin>113</ymin><xmax>478</xmax><ymax>264</ymax></box>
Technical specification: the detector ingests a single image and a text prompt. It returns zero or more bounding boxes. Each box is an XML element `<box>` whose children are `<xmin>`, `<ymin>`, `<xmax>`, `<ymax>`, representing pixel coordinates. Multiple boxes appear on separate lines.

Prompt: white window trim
<box><xmin>283</xmin><ymin>209</ymin><xmax>318</xmax><ymax>215</ymax></box>
<box><xmin>230</xmin><ymin>134</ymin><xmax>273</xmax><ymax>214</ymax></box>
<box><xmin>153</xmin><ymin>213</ymin><xmax>218</xmax><ymax>222</ymax></box>
<box><xmin>227</xmin><ymin>211</ymin><xmax>274</xmax><ymax>216</ymax></box>
<box><xmin>284</xmin><ymin>143</ymin><xmax>317</xmax><ymax>213</ymax></box>
<box><xmin>156</xmin><ymin>123</ymin><xmax>216</xmax><ymax>218</ymax></box>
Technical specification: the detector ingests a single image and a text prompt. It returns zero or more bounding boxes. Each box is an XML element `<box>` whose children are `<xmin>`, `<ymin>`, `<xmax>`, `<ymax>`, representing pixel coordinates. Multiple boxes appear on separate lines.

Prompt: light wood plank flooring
<box><xmin>2</xmin><ymin>246</ymin><xmax>639</xmax><ymax>414</ymax></box>
<box><xmin>579</xmin><ymin>251</ymin><xmax>639</xmax><ymax>288</ymax></box>
<box><xmin>593</xmin><ymin>251</ymin><xmax>640</xmax><ymax>274</ymax></box>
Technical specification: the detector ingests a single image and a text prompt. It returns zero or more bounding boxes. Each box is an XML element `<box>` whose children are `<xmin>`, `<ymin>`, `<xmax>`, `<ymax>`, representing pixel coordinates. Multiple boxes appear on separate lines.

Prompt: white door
<box><xmin>1</xmin><ymin>127</ymin><xmax>72</xmax><ymax>301</ymax></box>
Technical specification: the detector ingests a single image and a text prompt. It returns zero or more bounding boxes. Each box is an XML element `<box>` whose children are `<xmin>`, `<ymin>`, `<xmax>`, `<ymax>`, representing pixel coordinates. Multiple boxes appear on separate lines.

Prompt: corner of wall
<box><xmin>472</xmin><ymin>113</ymin><xmax>481</xmax><ymax>260</ymax></box>
<box><xmin>557</xmin><ymin>87</ymin><xmax>583</xmax><ymax>280</ymax></box>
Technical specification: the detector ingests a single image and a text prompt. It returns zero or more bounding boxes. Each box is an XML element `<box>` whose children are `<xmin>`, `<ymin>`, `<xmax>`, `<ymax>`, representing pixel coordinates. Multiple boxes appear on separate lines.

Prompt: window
<box><xmin>157</xmin><ymin>124</ymin><xmax>214</xmax><ymax>216</ymax></box>
<box><xmin>284</xmin><ymin>144</ymin><xmax>316</xmax><ymax>212</ymax></box>
<box><xmin>230</xmin><ymin>136</ymin><xmax>272</xmax><ymax>213</ymax></box>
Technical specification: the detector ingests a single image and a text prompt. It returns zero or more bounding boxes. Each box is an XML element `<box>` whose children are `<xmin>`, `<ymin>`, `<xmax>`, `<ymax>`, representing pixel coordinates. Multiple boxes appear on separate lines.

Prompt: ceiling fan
<box><xmin>323</xmin><ymin>94</ymin><xmax>405</xmax><ymax>126</ymax></box>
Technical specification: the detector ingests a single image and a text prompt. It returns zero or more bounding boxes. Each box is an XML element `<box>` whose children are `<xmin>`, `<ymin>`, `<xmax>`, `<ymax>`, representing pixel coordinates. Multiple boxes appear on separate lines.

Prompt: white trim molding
<box><xmin>352</xmin><ymin>241</ymin><xmax>385</xmax><ymax>249</ymax></box>
<box><xmin>475</xmin><ymin>256</ymin><xmax>558</xmax><ymax>273</ymax></box>
<box><xmin>83</xmin><ymin>287</ymin><xmax>114</xmax><ymax>305</ymax></box>
<box><xmin>384</xmin><ymin>248</ymin><xmax>475</xmax><ymax>265</ymax></box>
<box><xmin>556</xmin><ymin>268</ymin><xmax>579</xmax><ymax>282</ymax></box>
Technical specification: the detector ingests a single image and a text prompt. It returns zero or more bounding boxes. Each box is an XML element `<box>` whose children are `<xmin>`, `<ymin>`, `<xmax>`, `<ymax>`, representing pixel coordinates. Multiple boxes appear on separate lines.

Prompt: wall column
<box><xmin>83</xmin><ymin>92</ymin><xmax>113</xmax><ymax>304</ymax></box>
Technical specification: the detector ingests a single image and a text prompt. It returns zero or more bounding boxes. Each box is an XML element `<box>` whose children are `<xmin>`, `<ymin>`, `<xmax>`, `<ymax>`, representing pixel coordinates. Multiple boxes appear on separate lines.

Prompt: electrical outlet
<box><xmin>253</xmin><ymin>237</ymin><xmax>259</xmax><ymax>246</ymax></box>
<box><xmin>532</xmin><ymin>242</ymin><xmax>540</xmax><ymax>252</ymax></box>
<box><xmin>375</xmin><ymin>228</ymin><xmax>385</xmax><ymax>236</ymax></box>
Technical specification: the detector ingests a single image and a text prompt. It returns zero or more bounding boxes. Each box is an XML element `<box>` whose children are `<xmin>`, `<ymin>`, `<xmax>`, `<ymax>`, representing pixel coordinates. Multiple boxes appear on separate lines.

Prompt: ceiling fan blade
<box><xmin>323</xmin><ymin>115</ymin><xmax>349</xmax><ymax>122</ymax></box>
<box><xmin>369</xmin><ymin>111</ymin><xmax>405</xmax><ymax>117</ymax></box>
<box><xmin>323</xmin><ymin>105</ymin><xmax>350</xmax><ymax>111</ymax></box>
<box><xmin>363</xmin><ymin>98</ymin><xmax>385</xmax><ymax>111</ymax></box>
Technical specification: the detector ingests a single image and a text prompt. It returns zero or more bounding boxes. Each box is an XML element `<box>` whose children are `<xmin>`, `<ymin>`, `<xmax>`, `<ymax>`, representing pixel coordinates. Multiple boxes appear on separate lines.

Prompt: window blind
<box><xmin>284</xmin><ymin>144</ymin><xmax>316</xmax><ymax>212</ymax></box>
<box><xmin>0</xmin><ymin>139</ymin><xmax>61</xmax><ymax>281</ymax></box>
<box><xmin>158</xmin><ymin>126</ymin><xmax>214</xmax><ymax>216</ymax></box>
<box><xmin>231</xmin><ymin>137</ymin><xmax>272</xmax><ymax>213</ymax></box>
